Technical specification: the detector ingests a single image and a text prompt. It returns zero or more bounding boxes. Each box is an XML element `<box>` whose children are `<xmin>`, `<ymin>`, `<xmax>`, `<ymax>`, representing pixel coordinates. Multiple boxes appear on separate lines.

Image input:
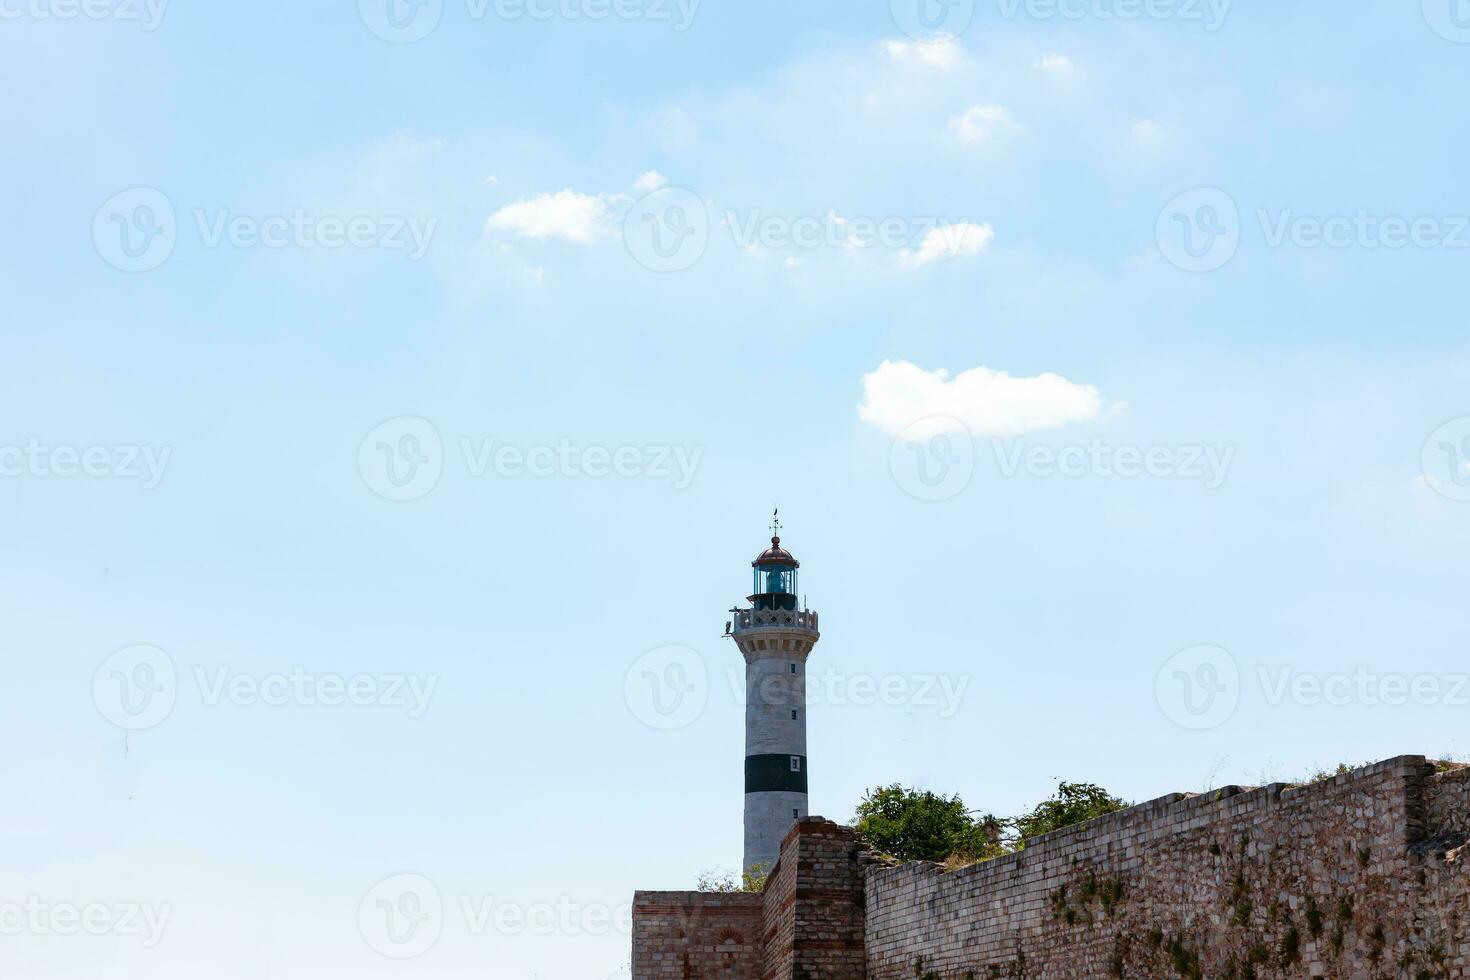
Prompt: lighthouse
<box><xmin>726</xmin><ymin>518</ymin><xmax>821</xmax><ymax>875</ymax></box>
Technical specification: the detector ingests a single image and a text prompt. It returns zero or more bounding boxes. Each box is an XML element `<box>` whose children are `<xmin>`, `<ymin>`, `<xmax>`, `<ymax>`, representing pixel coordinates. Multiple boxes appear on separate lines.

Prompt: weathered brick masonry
<box><xmin>634</xmin><ymin>757</ymin><xmax>1470</xmax><ymax>979</ymax></box>
<box><xmin>631</xmin><ymin>892</ymin><xmax>764</xmax><ymax>980</ymax></box>
<box><xmin>633</xmin><ymin>818</ymin><xmax>871</xmax><ymax>980</ymax></box>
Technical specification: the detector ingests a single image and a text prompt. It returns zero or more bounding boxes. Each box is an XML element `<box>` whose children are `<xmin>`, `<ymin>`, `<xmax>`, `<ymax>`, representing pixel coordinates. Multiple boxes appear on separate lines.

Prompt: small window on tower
<box><xmin>790</xmin><ymin>756</ymin><xmax>801</xmax><ymax>773</ymax></box>
<box><xmin>790</xmin><ymin>710</ymin><xmax>798</xmax><ymax>721</ymax></box>
<box><xmin>789</xmin><ymin>663</ymin><xmax>796</xmax><ymax>675</ymax></box>
<box><xmin>793</xmin><ymin>808</ymin><xmax>800</xmax><ymax>819</ymax></box>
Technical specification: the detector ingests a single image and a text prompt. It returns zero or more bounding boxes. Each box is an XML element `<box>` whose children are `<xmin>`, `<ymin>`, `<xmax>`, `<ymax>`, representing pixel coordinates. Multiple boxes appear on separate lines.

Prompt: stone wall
<box><xmin>786</xmin><ymin>819</ymin><xmax>869</xmax><ymax>980</ymax></box>
<box><xmin>633</xmin><ymin>757</ymin><xmax>1470</xmax><ymax>980</ymax></box>
<box><xmin>865</xmin><ymin>755</ymin><xmax>1470</xmax><ymax>979</ymax></box>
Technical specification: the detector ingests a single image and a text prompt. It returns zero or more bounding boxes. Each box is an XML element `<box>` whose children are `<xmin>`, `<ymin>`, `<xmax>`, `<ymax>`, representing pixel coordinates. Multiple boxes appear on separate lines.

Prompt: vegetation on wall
<box><xmin>1010</xmin><ymin>782</ymin><xmax>1131</xmax><ymax>849</ymax></box>
<box><xmin>853</xmin><ymin>786</ymin><xmax>1006</xmax><ymax>864</ymax></box>
<box><xmin>854</xmin><ymin>781</ymin><xmax>1130</xmax><ymax>866</ymax></box>
<box><xmin>695</xmin><ymin>865</ymin><xmax>769</xmax><ymax>894</ymax></box>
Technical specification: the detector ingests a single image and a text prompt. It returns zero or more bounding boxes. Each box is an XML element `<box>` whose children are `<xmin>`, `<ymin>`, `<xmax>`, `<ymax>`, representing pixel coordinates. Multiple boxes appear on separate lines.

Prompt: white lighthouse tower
<box><xmin>726</xmin><ymin>516</ymin><xmax>820</xmax><ymax>875</ymax></box>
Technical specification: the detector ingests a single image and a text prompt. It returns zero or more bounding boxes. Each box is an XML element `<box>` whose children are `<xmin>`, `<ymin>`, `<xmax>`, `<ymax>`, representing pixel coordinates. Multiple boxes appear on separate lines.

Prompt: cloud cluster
<box><xmin>486</xmin><ymin>189</ymin><xmax>613</xmax><ymax>244</ymax></box>
<box><xmin>949</xmin><ymin>105</ymin><xmax>1015</xmax><ymax>144</ymax></box>
<box><xmin>883</xmin><ymin>36</ymin><xmax>963</xmax><ymax>70</ymax></box>
<box><xmin>858</xmin><ymin>360</ymin><xmax>1118</xmax><ymax>438</ymax></box>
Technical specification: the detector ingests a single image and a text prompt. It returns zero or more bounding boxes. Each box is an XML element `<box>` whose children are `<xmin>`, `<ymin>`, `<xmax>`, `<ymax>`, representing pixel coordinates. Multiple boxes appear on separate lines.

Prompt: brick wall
<box><xmin>865</xmin><ymin>755</ymin><xmax>1470</xmax><ymax>979</ymax></box>
<box><xmin>788</xmin><ymin>820</ymin><xmax>869</xmax><ymax>980</ymax></box>
<box><xmin>631</xmin><ymin>892</ymin><xmax>764</xmax><ymax>980</ymax></box>
<box><xmin>762</xmin><ymin>826</ymin><xmax>798</xmax><ymax>980</ymax></box>
<box><xmin>632</xmin><ymin>819</ymin><xmax>870</xmax><ymax>980</ymax></box>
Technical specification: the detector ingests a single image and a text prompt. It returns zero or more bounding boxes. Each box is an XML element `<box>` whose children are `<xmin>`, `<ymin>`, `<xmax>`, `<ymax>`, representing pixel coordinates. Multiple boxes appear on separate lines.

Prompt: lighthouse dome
<box><xmin>752</xmin><ymin>536</ymin><xmax>799</xmax><ymax>568</ymax></box>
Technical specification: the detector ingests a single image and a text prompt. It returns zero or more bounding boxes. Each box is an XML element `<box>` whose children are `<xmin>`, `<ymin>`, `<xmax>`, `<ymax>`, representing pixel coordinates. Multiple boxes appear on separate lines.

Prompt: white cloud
<box><xmin>858</xmin><ymin>360</ymin><xmax>1118</xmax><ymax>438</ymax></box>
<box><xmin>898</xmin><ymin>222</ymin><xmax>994</xmax><ymax>268</ymax></box>
<box><xmin>486</xmin><ymin>189</ymin><xmax>610</xmax><ymax>244</ymax></box>
<box><xmin>784</xmin><ymin>257</ymin><xmax>804</xmax><ymax>269</ymax></box>
<box><xmin>1036</xmin><ymin>53</ymin><xmax>1074</xmax><ymax>76</ymax></box>
<box><xmin>634</xmin><ymin>170</ymin><xmax>668</xmax><ymax>193</ymax></box>
<box><xmin>949</xmin><ymin>104</ymin><xmax>1014</xmax><ymax>144</ymax></box>
<box><xmin>883</xmin><ymin>36</ymin><xmax>963</xmax><ymax>70</ymax></box>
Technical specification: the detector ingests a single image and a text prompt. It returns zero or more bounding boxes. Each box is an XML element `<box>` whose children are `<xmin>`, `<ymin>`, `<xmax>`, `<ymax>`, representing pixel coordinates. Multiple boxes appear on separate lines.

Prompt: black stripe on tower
<box><xmin>745</xmin><ymin>754</ymin><xmax>809</xmax><ymax>794</ymax></box>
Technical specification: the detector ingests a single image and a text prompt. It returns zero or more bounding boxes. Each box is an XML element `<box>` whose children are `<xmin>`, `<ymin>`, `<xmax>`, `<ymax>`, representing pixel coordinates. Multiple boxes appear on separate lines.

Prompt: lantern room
<box><xmin>750</xmin><ymin>535</ymin><xmax>800</xmax><ymax>611</ymax></box>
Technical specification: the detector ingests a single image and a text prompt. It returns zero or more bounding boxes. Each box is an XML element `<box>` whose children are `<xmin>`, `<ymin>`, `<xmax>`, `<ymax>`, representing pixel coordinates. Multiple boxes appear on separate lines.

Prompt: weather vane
<box><xmin>771</xmin><ymin>506</ymin><xmax>781</xmax><ymax>537</ymax></box>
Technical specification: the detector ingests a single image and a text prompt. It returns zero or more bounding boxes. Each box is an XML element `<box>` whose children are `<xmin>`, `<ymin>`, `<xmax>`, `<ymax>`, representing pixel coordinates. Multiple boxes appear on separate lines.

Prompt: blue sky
<box><xmin>4</xmin><ymin>1</ymin><xmax>1470</xmax><ymax>976</ymax></box>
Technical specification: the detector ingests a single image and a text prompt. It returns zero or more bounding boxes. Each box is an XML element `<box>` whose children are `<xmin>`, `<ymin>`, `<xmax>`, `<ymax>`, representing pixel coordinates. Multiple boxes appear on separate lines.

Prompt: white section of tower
<box><xmin>730</xmin><ymin>604</ymin><xmax>820</xmax><ymax>875</ymax></box>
